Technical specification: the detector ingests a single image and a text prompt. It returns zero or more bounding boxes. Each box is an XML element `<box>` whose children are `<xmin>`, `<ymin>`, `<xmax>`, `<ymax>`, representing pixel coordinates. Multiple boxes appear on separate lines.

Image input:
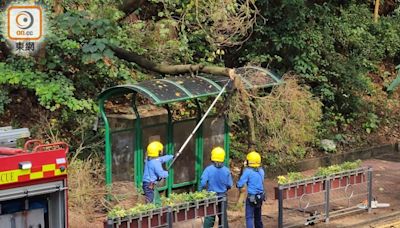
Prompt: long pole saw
<box><xmin>167</xmin><ymin>79</ymin><xmax>232</xmax><ymax>170</ymax></box>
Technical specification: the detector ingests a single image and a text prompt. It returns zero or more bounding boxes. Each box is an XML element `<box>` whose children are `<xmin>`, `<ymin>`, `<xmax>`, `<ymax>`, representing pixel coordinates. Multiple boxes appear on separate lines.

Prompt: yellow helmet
<box><xmin>211</xmin><ymin>147</ymin><xmax>225</xmax><ymax>162</ymax></box>
<box><xmin>147</xmin><ymin>141</ymin><xmax>163</xmax><ymax>157</ymax></box>
<box><xmin>246</xmin><ymin>151</ymin><xmax>261</xmax><ymax>168</ymax></box>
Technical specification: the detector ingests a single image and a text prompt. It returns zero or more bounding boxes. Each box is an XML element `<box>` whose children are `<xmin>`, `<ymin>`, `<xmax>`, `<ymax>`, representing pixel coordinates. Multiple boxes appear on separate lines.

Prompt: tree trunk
<box><xmin>247</xmin><ymin>103</ymin><xmax>257</xmax><ymax>150</ymax></box>
<box><xmin>53</xmin><ymin>0</ymin><xmax>64</xmax><ymax>15</ymax></box>
<box><xmin>119</xmin><ymin>0</ymin><xmax>146</xmax><ymax>14</ymax></box>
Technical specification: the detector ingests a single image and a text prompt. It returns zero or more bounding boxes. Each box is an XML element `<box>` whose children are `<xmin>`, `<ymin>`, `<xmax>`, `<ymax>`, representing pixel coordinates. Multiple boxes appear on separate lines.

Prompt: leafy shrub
<box><xmin>277</xmin><ymin>172</ymin><xmax>304</xmax><ymax>184</ymax></box>
<box><xmin>240</xmin><ymin>1</ymin><xmax>400</xmax><ymax>135</ymax></box>
<box><xmin>314</xmin><ymin>160</ymin><xmax>362</xmax><ymax>177</ymax></box>
<box><xmin>362</xmin><ymin>113</ymin><xmax>380</xmax><ymax>133</ymax></box>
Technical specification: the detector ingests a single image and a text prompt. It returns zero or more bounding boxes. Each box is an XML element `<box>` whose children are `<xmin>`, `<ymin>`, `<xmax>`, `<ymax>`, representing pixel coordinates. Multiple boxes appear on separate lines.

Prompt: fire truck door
<box><xmin>0</xmin><ymin>181</ymin><xmax>67</xmax><ymax>228</ymax></box>
<box><xmin>0</xmin><ymin>208</ymin><xmax>45</xmax><ymax>228</ymax></box>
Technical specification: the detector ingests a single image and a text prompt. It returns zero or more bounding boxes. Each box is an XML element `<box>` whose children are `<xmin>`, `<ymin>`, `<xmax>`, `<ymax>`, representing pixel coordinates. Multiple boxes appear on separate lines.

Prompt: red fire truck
<box><xmin>0</xmin><ymin>140</ymin><xmax>68</xmax><ymax>228</ymax></box>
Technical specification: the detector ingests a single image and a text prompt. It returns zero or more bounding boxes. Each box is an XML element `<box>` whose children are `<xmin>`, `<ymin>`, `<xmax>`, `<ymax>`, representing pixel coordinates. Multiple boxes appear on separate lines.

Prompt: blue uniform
<box><xmin>200</xmin><ymin>164</ymin><xmax>233</xmax><ymax>194</ymax></box>
<box><xmin>143</xmin><ymin>155</ymin><xmax>173</xmax><ymax>182</ymax></box>
<box><xmin>236</xmin><ymin>167</ymin><xmax>265</xmax><ymax>194</ymax></box>
<box><xmin>237</xmin><ymin>167</ymin><xmax>265</xmax><ymax>228</ymax></box>
<box><xmin>142</xmin><ymin>155</ymin><xmax>173</xmax><ymax>203</ymax></box>
<box><xmin>200</xmin><ymin>163</ymin><xmax>232</xmax><ymax>228</ymax></box>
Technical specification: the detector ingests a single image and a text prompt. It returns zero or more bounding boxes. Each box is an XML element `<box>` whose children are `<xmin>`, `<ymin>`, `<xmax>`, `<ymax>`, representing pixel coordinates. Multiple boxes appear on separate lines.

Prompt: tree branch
<box><xmin>110</xmin><ymin>46</ymin><xmax>235</xmax><ymax>78</ymax></box>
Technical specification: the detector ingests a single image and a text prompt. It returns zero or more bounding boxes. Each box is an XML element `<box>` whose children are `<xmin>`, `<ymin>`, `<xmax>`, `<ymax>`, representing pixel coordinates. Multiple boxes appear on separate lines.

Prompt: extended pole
<box><xmin>167</xmin><ymin>79</ymin><xmax>232</xmax><ymax>169</ymax></box>
<box><xmin>374</xmin><ymin>0</ymin><xmax>380</xmax><ymax>23</ymax></box>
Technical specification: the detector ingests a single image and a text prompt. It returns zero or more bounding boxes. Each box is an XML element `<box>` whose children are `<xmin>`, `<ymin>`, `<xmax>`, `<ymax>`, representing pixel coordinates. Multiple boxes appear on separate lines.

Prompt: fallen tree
<box><xmin>110</xmin><ymin>45</ymin><xmax>256</xmax><ymax>149</ymax></box>
<box><xmin>110</xmin><ymin>46</ymin><xmax>235</xmax><ymax>78</ymax></box>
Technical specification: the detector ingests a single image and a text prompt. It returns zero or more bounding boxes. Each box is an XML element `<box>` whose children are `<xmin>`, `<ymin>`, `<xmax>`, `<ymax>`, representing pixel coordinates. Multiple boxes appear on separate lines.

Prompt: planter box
<box><xmin>274</xmin><ymin>172</ymin><xmax>367</xmax><ymax>199</ymax></box>
<box><xmin>173</xmin><ymin>198</ymin><xmax>219</xmax><ymax>222</ymax></box>
<box><xmin>305</xmin><ymin>182</ymin><xmax>324</xmax><ymax>194</ymax></box>
<box><xmin>274</xmin><ymin>181</ymin><xmax>324</xmax><ymax>200</ymax></box>
<box><xmin>330</xmin><ymin>173</ymin><xmax>366</xmax><ymax>189</ymax></box>
<box><xmin>104</xmin><ymin>197</ymin><xmax>222</xmax><ymax>227</ymax></box>
<box><xmin>104</xmin><ymin>209</ymin><xmax>169</xmax><ymax>228</ymax></box>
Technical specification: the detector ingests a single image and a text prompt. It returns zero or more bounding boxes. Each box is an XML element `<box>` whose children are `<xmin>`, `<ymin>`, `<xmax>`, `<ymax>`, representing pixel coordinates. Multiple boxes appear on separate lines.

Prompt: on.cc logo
<box><xmin>7</xmin><ymin>5</ymin><xmax>43</xmax><ymax>41</ymax></box>
<box><xmin>15</xmin><ymin>11</ymin><xmax>34</xmax><ymax>29</ymax></box>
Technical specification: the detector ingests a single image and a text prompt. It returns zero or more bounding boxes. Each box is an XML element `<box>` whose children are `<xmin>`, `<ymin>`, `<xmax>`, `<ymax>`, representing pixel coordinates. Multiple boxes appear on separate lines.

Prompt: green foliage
<box><xmin>108</xmin><ymin>204</ymin><xmax>158</xmax><ymax>219</ymax></box>
<box><xmin>0</xmin><ymin>63</ymin><xmax>94</xmax><ymax>112</ymax></box>
<box><xmin>314</xmin><ymin>160</ymin><xmax>362</xmax><ymax>177</ymax></box>
<box><xmin>116</xmin><ymin>19</ymin><xmax>192</xmax><ymax>64</ymax></box>
<box><xmin>362</xmin><ymin>113</ymin><xmax>380</xmax><ymax>134</ymax></box>
<box><xmin>240</xmin><ymin>1</ymin><xmax>400</xmax><ymax>135</ymax></box>
<box><xmin>44</xmin><ymin>0</ymin><xmax>124</xmax><ymax>21</ymax></box>
<box><xmin>1</xmin><ymin>10</ymin><xmax>140</xmax><ymax>120</ymax></box>
<box><xmin>277</xmin><ymin>172</ymin><xmax>304</xmax><ymax>184</ymax></box>
<box><xmin>0</xmin><ymin>88</ymin><xmax>10</xmax><ymax>115</ymax></box>
<box><xmin>277</xmin><ymin>160</ymin><xmax>362</xmax><ymax>184</ymax></box>
<box><xmin>161</xmin><ymin>190</ymin><xmax>216</xmax><ymax>206</ymax></box>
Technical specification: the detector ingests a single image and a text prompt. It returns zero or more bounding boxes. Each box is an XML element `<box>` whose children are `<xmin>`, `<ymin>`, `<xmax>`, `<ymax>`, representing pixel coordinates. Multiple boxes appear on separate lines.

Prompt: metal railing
<box><xmin>277</xmin><ymin>167</ymin><xmax>373</xmax><ymax>227</ymax></box>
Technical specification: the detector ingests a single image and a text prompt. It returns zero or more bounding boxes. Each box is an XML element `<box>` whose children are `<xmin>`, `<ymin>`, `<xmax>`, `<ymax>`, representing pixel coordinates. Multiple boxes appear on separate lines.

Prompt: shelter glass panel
<box><xmin>172</xmin><ymin>120</ymin><xmax>196</xmax><ymax>184</ymax></box>
<box><xmin>141</xmin><ymin>125</ymin><xmax>168</xmax><ymax>188</ymax></box>
<box><xmin>111</xmin><ymin>130</ymin><xmax>135</xmax><ymax>181</ymax></box>
<box><xmin>139</xmin><ymin>80</ymin><xmax>189</xmax><ymax>102</ymax></box>
<box><xmin>203</xmin><ymin>117</ymin><xmax>225</xmax><ymax>168</ymax></box>
<box><xmin>167</xmin><ymin>77</ymin><xmax>220</xmax><ymax>96</ymax></box>
<box><xmin>199</xmin><ymin>75</ymin><xmax>230</xmax><ymax>87</ymax></box>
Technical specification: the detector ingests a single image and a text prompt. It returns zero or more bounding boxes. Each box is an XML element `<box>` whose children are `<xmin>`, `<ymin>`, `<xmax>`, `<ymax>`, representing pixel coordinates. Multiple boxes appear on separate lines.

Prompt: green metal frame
<box><xmin>98</xmin><ymin>69</ymin><xmax>281</xmax><ymax>194</ymax></box>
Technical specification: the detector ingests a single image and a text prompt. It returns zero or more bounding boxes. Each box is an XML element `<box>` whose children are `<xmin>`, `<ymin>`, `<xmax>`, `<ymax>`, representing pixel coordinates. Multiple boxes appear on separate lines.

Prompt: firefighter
<box><xmin>142</xmin><ymin>141</ymin><xmax>173</xmax><ymax>203</ymax></box>
<box><xmin>200</xmin><ymin>146</ymin><xmax>233</xmax><ymax>228</ymax></box>
<box><xmin>236</xmin><ymin>151</ymin><xmax>265</xmax><ymax>228</ymax></box>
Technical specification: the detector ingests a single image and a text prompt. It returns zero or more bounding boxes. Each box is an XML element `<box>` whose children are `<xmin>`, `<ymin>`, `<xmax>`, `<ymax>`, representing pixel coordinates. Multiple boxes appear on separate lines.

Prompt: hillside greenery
<box><xmin>0</xmin><ymin>0</ymin><xmax>400</xmax><ymax>167</ymax></box>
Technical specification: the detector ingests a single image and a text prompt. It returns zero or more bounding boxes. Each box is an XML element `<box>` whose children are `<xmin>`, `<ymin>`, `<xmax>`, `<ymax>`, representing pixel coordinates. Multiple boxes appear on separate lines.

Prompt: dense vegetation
<box><xmin>1</xmin><ymin>0</ymin><xmax>400</xmax><ymax>167</ymax></box>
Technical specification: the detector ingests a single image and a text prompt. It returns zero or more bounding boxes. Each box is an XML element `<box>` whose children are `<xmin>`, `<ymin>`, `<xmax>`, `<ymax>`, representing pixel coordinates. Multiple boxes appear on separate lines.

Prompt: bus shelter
<box><xmin>98</xmin><ymin>66</ymin><xmax>282</xmax><ymax>195</ymax></box>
